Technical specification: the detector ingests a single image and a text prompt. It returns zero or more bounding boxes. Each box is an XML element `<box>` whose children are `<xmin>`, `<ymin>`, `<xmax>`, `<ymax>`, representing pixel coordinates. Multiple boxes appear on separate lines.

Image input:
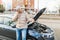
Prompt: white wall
<box><xmin>34</xmin><ymin>0</ymin><xmax>60</xmax><ymax>14</ymax></box>
<box><xmin>34</xmin><ymin>0</ymin><xmax>39</xmax><ymax>9</ymax></box>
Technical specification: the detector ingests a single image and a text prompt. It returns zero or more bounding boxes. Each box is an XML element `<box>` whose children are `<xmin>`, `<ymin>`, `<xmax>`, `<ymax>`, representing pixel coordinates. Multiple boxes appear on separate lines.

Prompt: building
<box><xmin>12</xmin><ymin>0</ymin><xmax>34</xmax><ymax>9</ymax></box>
<box><xmin>0</xmin><ymin>0</ymin><xmax>60</xmax><ymax>14</ymax></box>
<box><xmin>0</xmin><ymin>0</ymin><xmax>2</xmax><ymax>4</ymax></box>
<box><xmin>34</xmin><ymin>0</ymin><xmax>60</xmax><ymax>14</ymax></box>
<box><xmin>12</xmin><ymin>0</ymin><xmax>24</xmax><ymax>8</ymax></box>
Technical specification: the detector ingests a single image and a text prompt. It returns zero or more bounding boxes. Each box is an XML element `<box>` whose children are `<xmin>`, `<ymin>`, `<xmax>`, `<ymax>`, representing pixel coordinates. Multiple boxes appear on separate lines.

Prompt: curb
<box><xmin>40</xmin><ymin>18</ymin><xmax>60</xmax><ymax>20</ymax></box>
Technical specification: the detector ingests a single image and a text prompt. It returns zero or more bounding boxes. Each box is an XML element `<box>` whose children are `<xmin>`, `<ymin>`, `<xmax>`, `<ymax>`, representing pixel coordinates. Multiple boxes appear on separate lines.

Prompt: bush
<box><xmin>0</xmin><ymin>4</ymin><xmax>5</xmax><ymax>13</ymax></box>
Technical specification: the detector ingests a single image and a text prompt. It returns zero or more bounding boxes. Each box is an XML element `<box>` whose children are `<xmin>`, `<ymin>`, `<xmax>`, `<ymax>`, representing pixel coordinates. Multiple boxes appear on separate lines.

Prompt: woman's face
<box><xmin>17</xmin><ymin>8</ymin><xmax>23</xmax><ymax>13</ymax></box>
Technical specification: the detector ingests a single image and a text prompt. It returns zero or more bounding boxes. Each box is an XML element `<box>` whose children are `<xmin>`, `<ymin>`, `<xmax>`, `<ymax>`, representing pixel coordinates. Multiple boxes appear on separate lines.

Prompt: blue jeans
<box><xmin>16</xmin><ymin>28</ymin><xmax>27</xmax><ymax>40</ymax></box>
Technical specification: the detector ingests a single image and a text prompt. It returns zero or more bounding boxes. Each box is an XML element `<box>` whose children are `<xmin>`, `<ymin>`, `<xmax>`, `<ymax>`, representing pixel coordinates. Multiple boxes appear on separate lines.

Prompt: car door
<box><xmin>0</xmin><ymin>15</ymin><xmax>16</xmax><ymax>39</ymax></box>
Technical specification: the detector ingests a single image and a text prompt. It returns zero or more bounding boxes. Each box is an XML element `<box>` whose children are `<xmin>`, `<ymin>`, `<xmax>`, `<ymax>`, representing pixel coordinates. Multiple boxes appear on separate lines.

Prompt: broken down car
<box><xmin>0</xmin><ymin>8</ymin><xmax>54</xmax><ymax>40</ymax></box>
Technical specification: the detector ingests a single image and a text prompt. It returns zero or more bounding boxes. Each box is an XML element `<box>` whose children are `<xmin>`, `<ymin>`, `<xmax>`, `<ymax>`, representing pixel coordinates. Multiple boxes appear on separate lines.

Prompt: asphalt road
<box><xmin>38</xmin><ymin>19</ymin><xmax>60</xmax><ymax>40</ymax></box>
<box><xmin>0</xmin><ymin>35</ymin><xmax>14</xmax><ymax>40</ymax></box>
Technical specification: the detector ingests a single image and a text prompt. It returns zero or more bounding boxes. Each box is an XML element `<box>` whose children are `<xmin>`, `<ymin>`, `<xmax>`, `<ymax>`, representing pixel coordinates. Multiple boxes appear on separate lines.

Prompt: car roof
<box><xmin>0</xmin><ymin>14</ymin><xmax>14</xmax><ymax>19</ymax></box>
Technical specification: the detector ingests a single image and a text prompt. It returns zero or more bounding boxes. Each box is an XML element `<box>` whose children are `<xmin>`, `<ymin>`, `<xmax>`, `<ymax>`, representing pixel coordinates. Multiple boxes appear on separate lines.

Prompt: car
<box><xmin>0</xmin><ymin>8</ymin><xmax>54</xmax><ymax>40</ymax></box>
<box><xmin>0</xmin><ymin>15</ymin><xmax>54</xmax><ymax>40</ymax></box>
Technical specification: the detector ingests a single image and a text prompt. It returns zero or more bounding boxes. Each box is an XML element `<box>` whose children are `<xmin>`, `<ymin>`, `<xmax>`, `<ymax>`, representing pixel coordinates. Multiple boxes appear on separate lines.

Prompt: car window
<box><xmin>4</xmin><ymin>17</ymin><xmax>16</xmax><ymax>26</ymax></box>
<box><xmin>4</xmin><ymin>11</ymin><xmax>15</xmax><ymax>14</ymax></box>
<box><xmin>4</xmin><ymin>17</ymin><xmax>11</xmax><ymax>25</ymax></box>
<box><xmin>0</xmin><ymin>16</ymin><xmax>16</xmax><ymax>26</ymax></box>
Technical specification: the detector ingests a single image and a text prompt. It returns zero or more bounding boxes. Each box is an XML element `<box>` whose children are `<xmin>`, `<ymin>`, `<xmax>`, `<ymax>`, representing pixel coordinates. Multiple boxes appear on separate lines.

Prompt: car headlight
<box><xmin>41</xmin><ymin>32</ymin><xmax>54</xmax><ymax>38</ymax></box>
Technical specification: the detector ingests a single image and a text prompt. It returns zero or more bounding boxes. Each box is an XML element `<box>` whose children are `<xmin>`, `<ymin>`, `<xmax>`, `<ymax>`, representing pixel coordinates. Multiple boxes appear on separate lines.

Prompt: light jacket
<box><xmin>12</xmin><ymin>11</ymin><xmax>29</xmax><ymax>29</ymax></box>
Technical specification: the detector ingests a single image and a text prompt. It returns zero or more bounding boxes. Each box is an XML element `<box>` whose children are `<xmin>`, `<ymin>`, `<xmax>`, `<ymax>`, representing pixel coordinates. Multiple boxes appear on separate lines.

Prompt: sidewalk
<box><xmin>40</xmin><ymin>15</ymin><xmax>60</xmax><ymax>20</ymax></box>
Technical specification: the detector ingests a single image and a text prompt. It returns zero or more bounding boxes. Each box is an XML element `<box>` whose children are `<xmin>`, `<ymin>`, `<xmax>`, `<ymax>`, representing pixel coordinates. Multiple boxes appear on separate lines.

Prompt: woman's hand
<box><xmin>28</xmin><ymin>18</ymin><xmax>35</xmax><ymax>23</ymax></box>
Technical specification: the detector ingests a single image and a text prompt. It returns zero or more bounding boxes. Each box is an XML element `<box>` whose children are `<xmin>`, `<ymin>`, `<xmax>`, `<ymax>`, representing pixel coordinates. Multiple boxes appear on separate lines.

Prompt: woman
<box><xmin>11</xmin><ymin>7</ymin><xmax>35</xmax><ymax>40</ymax></box>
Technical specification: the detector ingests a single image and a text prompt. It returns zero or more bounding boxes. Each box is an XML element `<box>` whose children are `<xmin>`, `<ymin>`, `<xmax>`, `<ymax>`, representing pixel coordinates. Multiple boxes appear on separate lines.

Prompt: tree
<box><xmin>0</xmin><ymin>4</ymin><xmax>5</xmax><ymax>13</ymax></box>
<box><xmin>58</xmin><ymin>5</ymin><xmax>60</xmax><ymax>16</ymax></box>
